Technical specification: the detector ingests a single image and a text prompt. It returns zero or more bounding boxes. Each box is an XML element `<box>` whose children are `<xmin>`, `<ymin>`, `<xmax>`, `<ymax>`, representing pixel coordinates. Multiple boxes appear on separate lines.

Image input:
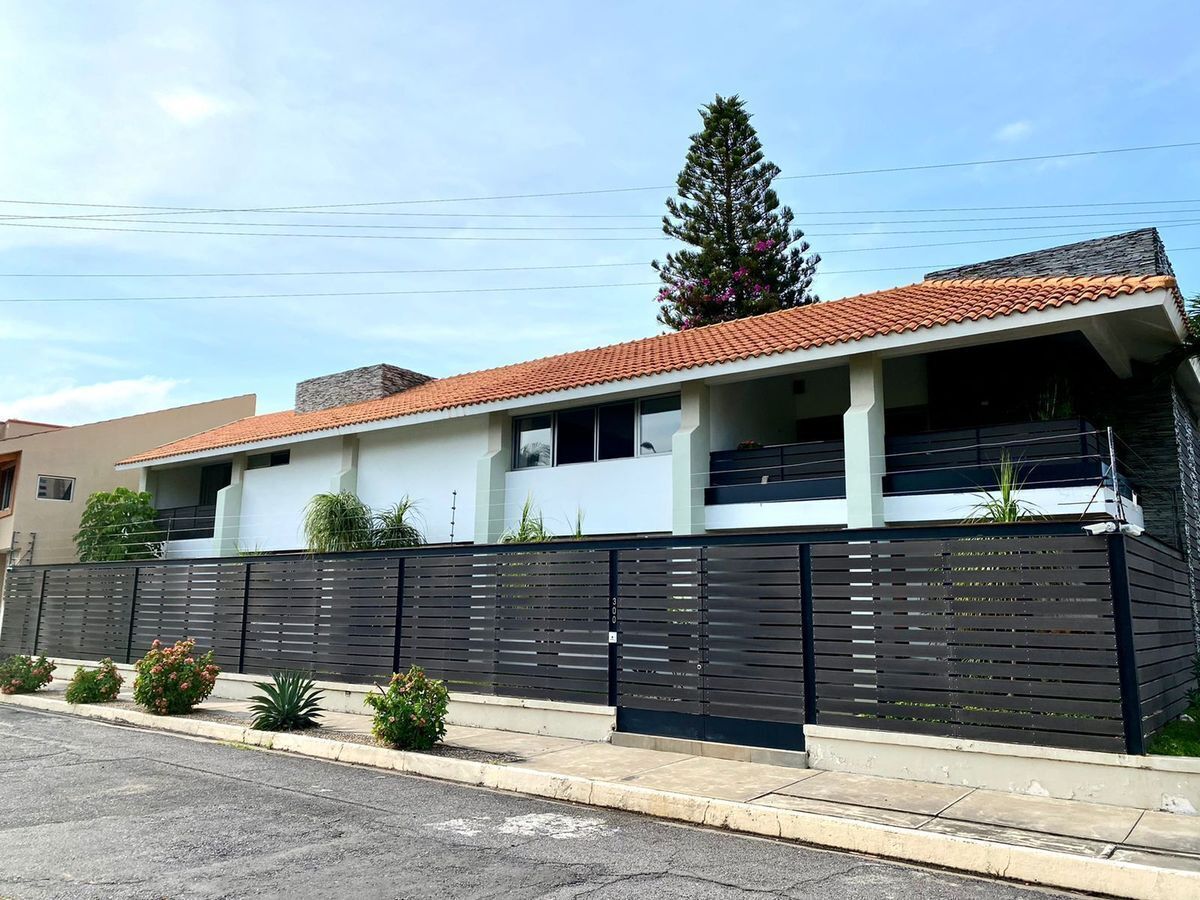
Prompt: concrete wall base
<box><xmin>47</xmin><ymin>658</ymin><xmax>615</xmax><ymax>743</ymax></box>
<box><xmin>610</xmin><ymin>732</ymin><xmax>809</xmax><ymax>769</ymax></box>
<box><xmin>806</xmin><ymin>724</ymin><xmax>1200</xmax><ymax>814</ymax></box>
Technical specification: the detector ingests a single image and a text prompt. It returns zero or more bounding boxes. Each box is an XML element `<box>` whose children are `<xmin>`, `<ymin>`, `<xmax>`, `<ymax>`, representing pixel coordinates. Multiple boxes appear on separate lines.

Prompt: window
<box><xmin>515</xmin><ymin>415</ymin><xmax>552</xmax><ymax>468</ymax></box>
<box><xmin>247</xmin><ymin>449</ymin><xmax>291</xmax><ymax>470</ymax></box>
<box><xmin>0</xmin><ymin>465</ymin><xmax>14</xmax><ymax>512</ymax></box>
<box><xmin>513</xmin><ymin>395</ymin><xmax>680</xmax><ymax>468</ymax></box>
<box><xmin>598</xmin><ymin>402</ymin><xmax>636</xmax><ymax>460</ymax></box>
<box><xmin>555</xmin><ymin>407</ymin><xmax>596</xmax><ymax>465</ymax></box>
<box><xmin>638</xmin><ymin>395</ymin><xmax>681</xmax><ymax>455</ymax></box>
<box><xmin>36</xmin><ymin>475</ymin><xmax>74</xmax><ymax>501</ymax></box>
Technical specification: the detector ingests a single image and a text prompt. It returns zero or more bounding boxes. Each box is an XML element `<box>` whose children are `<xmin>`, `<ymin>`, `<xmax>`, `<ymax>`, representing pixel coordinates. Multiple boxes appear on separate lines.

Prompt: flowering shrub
<box><xmin>64</xmin><ymin>658</ymin><xmax>123</xmax><ymax>704</ymax></box>
<box><xmin>0</xmin><ymin>654</ymin><xmax>55</xmax><ymax>694</ymax></box>
<box><xmin>364</xmin><ymin>666</ymin><xmax>449</xmax><ymax>750</ymax></box>
<box><xmin>132</xmin><ymin>639</ymin><xmax>219</xmax><ymax>715</ymax></box>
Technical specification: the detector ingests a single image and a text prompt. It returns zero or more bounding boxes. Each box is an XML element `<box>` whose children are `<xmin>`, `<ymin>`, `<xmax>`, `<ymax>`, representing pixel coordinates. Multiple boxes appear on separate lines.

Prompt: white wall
<box><xmin>153</xmin><ymin>466</ymin><xmax>202</xmax><ymax>508</ymax></box>
<box><xmin>506</xmin><ymin>454</ymin><xmax>673</xmax><ymax>536</ymax></box>
<box><xmin>709</xmin><ymin>375</ymin><xmax>795</xmax><ymax>451</ymax></box>
<box><xmin>356</xmin><ymin>416</ymin><xmax>489</xmax><ymax>544</ymax></box>
<box><xmin>238</xmin><ymin>437</ymin><xmax>344</xmax><ymax>551</ymax></box>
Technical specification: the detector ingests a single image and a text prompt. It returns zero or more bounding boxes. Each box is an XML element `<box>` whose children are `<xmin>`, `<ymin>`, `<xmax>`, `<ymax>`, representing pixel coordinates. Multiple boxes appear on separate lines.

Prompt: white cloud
<box><xmin>153</xmin><ymin>88</ymin><xmax>230</xmax><ymax>125</ymax></box>
<box><xmin>994</xmin><ymin>120</ymin><xmax>1033</xmax><ymax>142</ymax></box>
<box><xmin>0</xmin><ymin>376</ymin><xmax>182</xmax><ymax>425</ymax></box>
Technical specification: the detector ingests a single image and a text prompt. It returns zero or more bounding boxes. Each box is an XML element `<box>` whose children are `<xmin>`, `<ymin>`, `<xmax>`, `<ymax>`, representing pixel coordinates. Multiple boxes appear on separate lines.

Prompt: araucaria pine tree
<box><xmin>653</xmin><ymin>95</ymin><xmax>820</xmax><ymax>330</ymax></box>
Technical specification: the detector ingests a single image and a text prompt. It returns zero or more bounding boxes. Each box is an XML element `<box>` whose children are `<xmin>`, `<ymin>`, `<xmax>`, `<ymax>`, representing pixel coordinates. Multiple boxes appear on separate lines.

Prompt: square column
<box><xmin>672</xmin><ymin>382</ymin><xmax>710</xmax><ymax>535</ymax></box>
<box><xmin>331</xmin><ymin>435</ymin><xmax>360</xmax><ymax>494</ymax></box>
<box><xmin>474</xmin><ymin>413</ymin><xmax>510</xmax><ymax>544</ymax></box>
<box><xmin>844</xmin><ymin>354</ymin><xmax>886</xmax><ymax>528</ymax></box>
<box><xmin>213</xmin><ymin>453</ymin><xmax>247</xmax><ymax>556</ymax></box>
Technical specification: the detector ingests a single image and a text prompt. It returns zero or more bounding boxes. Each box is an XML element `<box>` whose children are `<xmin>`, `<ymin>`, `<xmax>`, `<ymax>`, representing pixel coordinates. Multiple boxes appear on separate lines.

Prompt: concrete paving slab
<box><xmin>1110</xmin><ymin>847</ymin><xmax>1200</xmax><ymax>874</ymax></box>
<box><xmin>528</xmin><ymin>744</ymin><xmax>692</xmax><ymax>781</ymax></box>
<box><xmin>940</xmin><ymin>789</ymin><xmax>1143</xmax><ymax>843</ymax></box>
<box><xmin>1126</xmin><ymin>810</ymin><xmax>1200</xmax><ymax>855</ymax></box>
<box><xmin>445</xmin><ymin>727</ymin><xmax>583</xmax><ymax>758</ymax></box>
<box><xmin>317</xmin><ymin>711</ymin><xmax>373</xmax><ymax>735</ymax></box>
<box><xmin>755</xmin><ymin>792</ymin><xmax>932</xmax><ymax>828</ymax></box>
<box><xmin>775</xmin><ymin>770</ymin><xmax>971</xmax><ymax>815</ymax></box>
<box><xmin>619</xmin><ymin>756</ymin><xmax>817</xmax><ymax>802</ymax></box>
<box><xmin>920</xmin><ymin>818</ymin><xmax>1115</xmax><ymax>858</ymax></box>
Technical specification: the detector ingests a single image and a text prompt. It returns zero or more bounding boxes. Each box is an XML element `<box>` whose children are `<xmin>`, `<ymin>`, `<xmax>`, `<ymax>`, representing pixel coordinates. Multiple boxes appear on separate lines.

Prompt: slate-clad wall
<box><xmin>295</xmin><ymin>364</ymin><xmax>432</xmax><ymax>413</ymax></box>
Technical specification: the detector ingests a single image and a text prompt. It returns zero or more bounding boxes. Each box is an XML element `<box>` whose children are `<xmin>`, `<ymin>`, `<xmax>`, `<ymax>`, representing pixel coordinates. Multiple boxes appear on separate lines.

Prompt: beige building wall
<box><xmin>0</xmin><ymin>395</ymin><xmax>255</xmax><ymax>585</ymax></box>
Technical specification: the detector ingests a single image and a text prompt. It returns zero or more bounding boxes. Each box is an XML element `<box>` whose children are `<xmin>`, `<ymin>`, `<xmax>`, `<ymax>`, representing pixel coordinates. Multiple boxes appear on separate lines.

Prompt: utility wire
<box><xmin>0</xmin><ymin>140</ymin><xmax>1195</xmax><ymax>213</ymax></box>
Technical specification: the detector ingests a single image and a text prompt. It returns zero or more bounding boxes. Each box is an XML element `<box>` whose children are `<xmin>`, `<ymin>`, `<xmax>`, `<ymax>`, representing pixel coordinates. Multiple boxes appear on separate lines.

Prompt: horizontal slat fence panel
<box><xmin>492</xmin><ymin>550</ymin><xmax>609</xmax><ymax>704</ymax></box>
<box><xmin>242</xmin><ymin>557</ymin><xmax>398</xmax><ymax>681</ymax></box>
<box><xmin>36</xmin><ymin>567</ymin><xmax>137</xmax><ymax>662</ymax></box>
<box><xmin>0</xmin><ymin>567</ymin><xmax>43</xmax><ymax>657</ymax></box>
<box><xmin>133</xmin><ymin>562</ymin><xmax>247</xmax><ymax>668</ymax></box>
<box><xmin>1125</xmin><ymin>536</ymin><xmax>1196</xmax><ymax>738</ymax></box>
<box><xmin>811</xmin><ymin>534</ymin><xmax>1126</xmax><ymax>752</ymax></box>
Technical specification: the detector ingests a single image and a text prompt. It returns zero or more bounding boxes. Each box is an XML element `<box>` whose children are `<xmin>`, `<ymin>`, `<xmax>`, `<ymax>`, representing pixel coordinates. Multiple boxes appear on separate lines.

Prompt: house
<box><xmin>0</xmin><ymin>395</ymin><xmax>257</xmax><ymax>589</ymax></box>
<box><xmin>117</xmin><ymin>230</ymin><xmax>1196</xmax><ymax>582</ymax></box>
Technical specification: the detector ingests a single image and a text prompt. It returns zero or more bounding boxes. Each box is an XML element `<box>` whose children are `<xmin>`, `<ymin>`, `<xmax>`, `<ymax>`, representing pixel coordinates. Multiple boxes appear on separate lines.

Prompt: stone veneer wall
<box><xmin>295</xmin><ymin>364</ymin><xmax>433</xmax><ymax>414</ymax></box>
<box><xmin>1171</xmin><ymin>385</ymin><xmax>1200</xmax><ymax>640</ymax></box>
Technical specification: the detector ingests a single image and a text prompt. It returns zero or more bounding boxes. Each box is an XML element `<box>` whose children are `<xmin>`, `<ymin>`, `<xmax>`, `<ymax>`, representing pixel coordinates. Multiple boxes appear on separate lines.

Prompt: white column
<box><xmin>213</xmin><ymin>454</ymin><xmax>247</xmax><ymax>556</ymax></box>
<box><xmin>331</xmin><ymin>435</ymin><xmax>360</xmax><ymax>494</ymax></box>
<box><xmin>672</xmin><ymin>382</ymin><xmax>710</xmax><ymax>536</ymax></box>
<box><xmin>844</xmin><ymin>354</ymin><xmax>886</xmax><ymax>528</ymax></box>
<box><xmin>474</xmin><ymin>413</ymin><xmax>509</xmax><ymax>544</ymax></box>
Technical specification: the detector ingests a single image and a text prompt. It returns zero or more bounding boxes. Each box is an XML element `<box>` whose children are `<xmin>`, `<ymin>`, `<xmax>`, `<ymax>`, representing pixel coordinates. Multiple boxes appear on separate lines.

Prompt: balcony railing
<box><xmin>156</xmin><ymin>504</ymin><xmax>217</xmax><ymax>541</ymax></box>
<box><xmin>706</xmin><ymin>418</ymin><xmax>1125</xmax><ymax>506</ymax></box>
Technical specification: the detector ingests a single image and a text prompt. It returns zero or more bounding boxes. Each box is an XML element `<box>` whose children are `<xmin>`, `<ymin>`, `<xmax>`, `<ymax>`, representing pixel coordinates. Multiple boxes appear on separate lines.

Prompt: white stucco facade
<box><xmin>356</xmin><ymin>416</ymin><xmax>489</xmax><ymax>544</ymax></box>
<box><xmin>505</xmin><ymin>454</ymin><xmax>673</xmax><ymax>537</ymax></box>
<box><xmin>237</xmin><ymin>437</ymin><xmax>344</xmax><ymax>552</ymax></box>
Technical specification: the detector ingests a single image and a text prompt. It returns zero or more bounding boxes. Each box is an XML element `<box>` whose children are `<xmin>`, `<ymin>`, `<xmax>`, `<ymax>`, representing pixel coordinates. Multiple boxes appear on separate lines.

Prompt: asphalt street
<box><xmin>0</xmin><ymin>705</ymin><xmax>1077</xmax><ymax>899</ymax></box>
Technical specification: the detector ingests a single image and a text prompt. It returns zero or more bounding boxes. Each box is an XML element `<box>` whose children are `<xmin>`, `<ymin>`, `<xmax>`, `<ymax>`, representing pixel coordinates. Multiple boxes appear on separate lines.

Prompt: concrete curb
<box><xmin>3</xmin><ymin>692</ymin><xmax>1195</xmax><ymax>900</ymax></box>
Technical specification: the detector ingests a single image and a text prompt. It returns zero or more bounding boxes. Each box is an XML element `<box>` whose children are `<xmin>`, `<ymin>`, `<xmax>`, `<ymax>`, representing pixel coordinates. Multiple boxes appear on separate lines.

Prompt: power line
<box><xmin>0</xmin><ymin>140</ymin><xmax>1195</xmax><ymax>214</ymax></box>
<box><xmin>4</xmin><ymin>245</ymin><xmax>1198</xmax><ymax>303</ymax></box>
<box><xmin>6</xmin><ymin>201</ymin><xmax>1200</xmax><ymax>224</ymax></box>
<box><xmin>5</xmin><ymin>218</ymin><xmax>1200</xmax><ymax>245</ymax></box>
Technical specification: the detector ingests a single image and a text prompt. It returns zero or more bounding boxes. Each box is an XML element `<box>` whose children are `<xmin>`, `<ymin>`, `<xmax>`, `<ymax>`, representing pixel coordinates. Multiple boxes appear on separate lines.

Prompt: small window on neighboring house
<box><xmin>514</xmin><ymin>415</ymin><xmax>553</xmax><ymax>468</ymax></box>
<box><xmin>36</xmin><ymin>475</ymin><xmax>75</xmax><ymax>501</ymax></box>
<box><xmin>247</xmin><ymin>450</ymin><xmax>291</xmax><ymax>470</ymax></box>
<box><xmin>0</xmin><ymin>466</ymin><xmax>14</xmax><ymax>511</ymax></box>
<box><xmin>638</xmin><ymin>396</ymin><xmax>682</xmax><ymax>455</ymax></box>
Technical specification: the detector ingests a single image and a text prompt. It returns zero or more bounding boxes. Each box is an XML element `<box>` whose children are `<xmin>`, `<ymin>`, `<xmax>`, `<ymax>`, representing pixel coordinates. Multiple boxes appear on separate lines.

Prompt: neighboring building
<box><xmin>0</xmin><ymin>395</ymin><xmax>257</xmax><ymax>588</ymax></box>
<box><xmin>118</xmin><ymin>230</ymin><xmax>1196</xmax><ymax>580</ymax></box>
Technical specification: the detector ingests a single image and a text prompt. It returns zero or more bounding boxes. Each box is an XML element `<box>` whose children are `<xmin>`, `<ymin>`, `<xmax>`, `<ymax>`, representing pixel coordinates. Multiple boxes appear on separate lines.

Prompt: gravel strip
<box><xmin>86</xmin><ymin>700</ymin><xmax>518</xmax><ymax>763</ymax></box>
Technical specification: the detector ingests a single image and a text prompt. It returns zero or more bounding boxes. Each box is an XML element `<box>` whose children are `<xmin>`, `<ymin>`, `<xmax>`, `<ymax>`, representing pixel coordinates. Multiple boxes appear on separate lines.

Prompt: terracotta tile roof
<box><xmin>120</xmin><ymin>274</ymin><xmax>1178</xmax><ymax>465</ymax></box>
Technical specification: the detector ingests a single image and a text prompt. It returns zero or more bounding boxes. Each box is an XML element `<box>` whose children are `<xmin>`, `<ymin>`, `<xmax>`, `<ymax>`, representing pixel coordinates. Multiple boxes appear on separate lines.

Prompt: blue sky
<box><xmin>1</xmin><ymin>1</ymin><xmax>1198</xmax><ymax>423</ymax></box>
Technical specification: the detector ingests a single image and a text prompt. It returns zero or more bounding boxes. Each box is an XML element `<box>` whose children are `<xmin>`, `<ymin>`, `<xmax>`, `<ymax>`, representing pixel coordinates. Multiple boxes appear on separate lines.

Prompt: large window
<box><xmin>0</xmin><ymin>465</ymin><xmax>14</xmax><ymax>512</ymax></box>
<box><xmin>36</xmin><ymin>475</ymin><xmax>75</xmax><ymax>501</ymax></box>
<box><xmin>513</xmin><ymin>395</ymin><xmax>681</xmax><ymax>469</ymax></box>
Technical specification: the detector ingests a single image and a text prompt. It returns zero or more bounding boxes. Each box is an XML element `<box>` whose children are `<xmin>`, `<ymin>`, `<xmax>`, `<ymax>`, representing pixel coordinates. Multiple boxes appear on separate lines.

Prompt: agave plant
<box><xmin>303</xmin><ymin>491</ymin><xmax>375</xmax><ymax>552</ymax></box>
<box><xmin>249</xmin><ymin>671</ymin><xmax>324</xmax><ymax>731</ymax></box>
<box><xmin>967</xmin><ymin>451</ymin><xmax>1039</xmax><ymax>523</ymax></box>
<box><xmin>501</xmin><ymin>494</ymin><xmax>552</xmax><ymax>543</ymax></box>
<box><xmin>373</xmin><ymin>497</ymin><xmax>424</xmax><ymax>549</ymax></box>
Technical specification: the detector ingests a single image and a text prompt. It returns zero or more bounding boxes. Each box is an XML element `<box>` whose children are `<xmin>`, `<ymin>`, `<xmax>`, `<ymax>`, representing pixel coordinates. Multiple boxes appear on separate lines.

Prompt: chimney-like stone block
<box><xmin>295</xmin><ymin>364</ymin><xmax>433</xmax><ymax>414</ymax></box>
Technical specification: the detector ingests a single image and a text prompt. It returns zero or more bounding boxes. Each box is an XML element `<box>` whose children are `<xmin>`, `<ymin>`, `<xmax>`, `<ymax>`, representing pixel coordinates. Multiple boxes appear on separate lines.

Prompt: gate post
<box><xmin>124</xmin><ymin>567</ymin><xmax>141</xmax><ymax>664</ymax></box>
<box><xmin>799</xmin><ymin>544</ymin><xmax>817</xmax><ymax>725</ymax></box>
<box><xmin>1107</xmin><ymin>533</ymin><xmax>1146</xmax><ymax>755</ymax></box>
<box><xmin>31</xmin><ymin>569</ymin><xmax>47</xmax><ymax>656</ymax></box>
<box><xmin>392</xmin><ymin>557</ymin><xmax>406</xmax><ymax>674</ymax></box>
<box><xmin>237</xmin><ymin>562</ymin><xmax>252</xmax><ymax>675</ymax></box>
<box><xmin>607</xmin><ymin>548</ymin><xmax>619</xmax><ymax>708</ymax></box>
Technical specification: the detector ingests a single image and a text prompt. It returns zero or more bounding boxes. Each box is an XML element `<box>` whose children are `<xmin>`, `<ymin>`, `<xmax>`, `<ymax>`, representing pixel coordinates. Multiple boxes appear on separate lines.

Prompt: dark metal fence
<box><xmin>1</xmin><ymin>525</ymin><xmax>1195</xmax><ymax>754</ymax></box>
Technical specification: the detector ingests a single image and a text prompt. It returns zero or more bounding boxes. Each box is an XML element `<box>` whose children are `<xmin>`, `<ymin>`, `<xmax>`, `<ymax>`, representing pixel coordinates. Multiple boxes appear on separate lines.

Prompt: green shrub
<box><xmin>364</xmin><ymin>666</ymin><xmax>449</xmax><ymax>750</ymax></box>
<box><xmin>133</xmin><ymin>638</ymin><xmax>219</xmax><ymax>715</ymax></box>
<box><xmin>74</xmin><ymin>487</ymin><xmax>162</xmax><ymax>562</ymax></box>
<box><xmin>249</xmin><ymin>671</ymin><xmax>324</xmax><ymax>731</ymax></box>
<box><xmin>0</xmin><ymin>655</ymin><xmax>55</xmax><ymax>694</ymax></box>
<box><xmin>64</xmin><ymin>658</ymin><xmax>123</xmax><ymax>703</ymax></box>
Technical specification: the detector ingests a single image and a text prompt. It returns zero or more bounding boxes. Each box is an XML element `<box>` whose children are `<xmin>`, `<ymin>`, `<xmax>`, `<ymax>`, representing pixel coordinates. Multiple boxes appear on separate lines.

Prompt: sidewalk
<box><xmin>8</xmin><ymin>685</ymin><xmax>1200</xmax><ymax>899</ymax></box>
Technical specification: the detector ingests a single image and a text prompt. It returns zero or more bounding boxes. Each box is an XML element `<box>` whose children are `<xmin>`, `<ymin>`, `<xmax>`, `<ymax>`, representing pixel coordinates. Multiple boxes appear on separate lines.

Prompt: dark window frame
<box><xmin>0</xmin><ymin>464</ymin><xmax>15</xmax><ymax>512</ymax></box>
<box><xmin>247</xmin><ymin>449</ymin><xmax>291</xmax><ymax>470</ymax></box>
<box><xmin>36</xmin><ymin>474</ymin><xmax>75</xmax><ymax>502</ymax></box>
<box><xmin>512</xmin><ymin>394</ymin><xmax>681</xmax><ymax>470</ymax></box>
